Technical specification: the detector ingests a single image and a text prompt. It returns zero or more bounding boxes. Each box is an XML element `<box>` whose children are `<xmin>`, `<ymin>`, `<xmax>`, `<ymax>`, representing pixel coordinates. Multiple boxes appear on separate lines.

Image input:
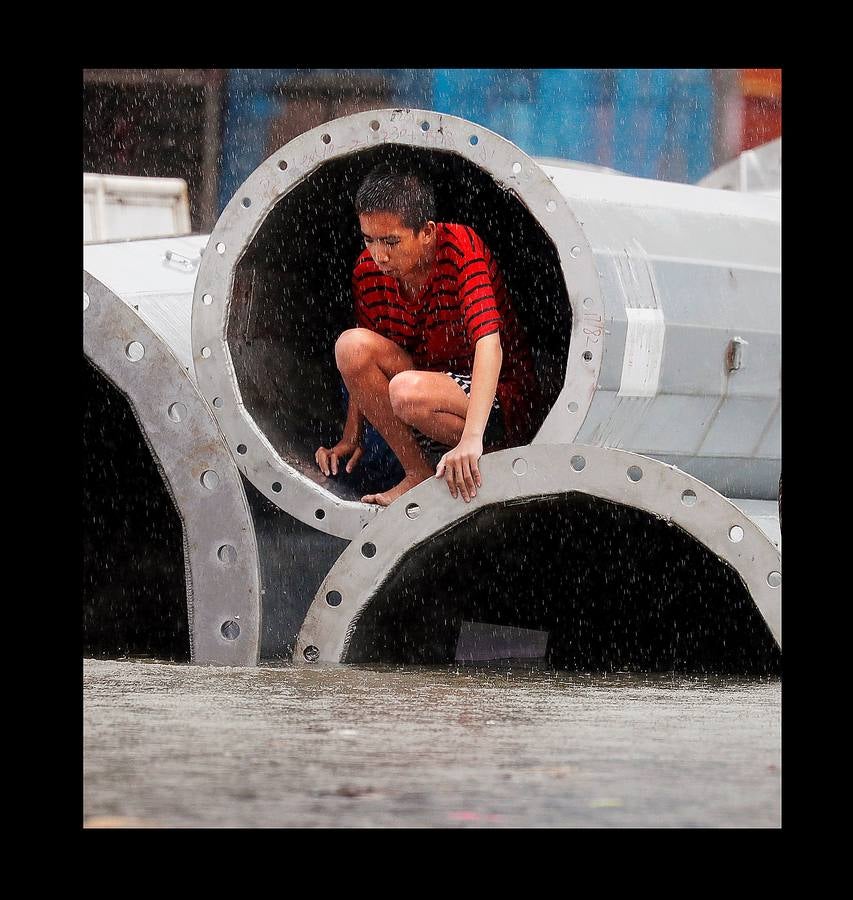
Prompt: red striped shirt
<box><xmin>352</xmin><ymin>223</ymin><xmax>540</xmax><ymax>445</ymax></box>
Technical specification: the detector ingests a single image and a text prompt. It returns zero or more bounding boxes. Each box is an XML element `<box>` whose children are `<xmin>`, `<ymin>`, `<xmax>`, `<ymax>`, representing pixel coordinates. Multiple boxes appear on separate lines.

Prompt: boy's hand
<box><xmin>315</xmin><ymin>438</ymin><xmax>363</xmax><ymax>476</ymax></box>
<box><xmin>435</xmin><ymin>434</ymin><xmax>483</xmax><ymax>502</ymax></box>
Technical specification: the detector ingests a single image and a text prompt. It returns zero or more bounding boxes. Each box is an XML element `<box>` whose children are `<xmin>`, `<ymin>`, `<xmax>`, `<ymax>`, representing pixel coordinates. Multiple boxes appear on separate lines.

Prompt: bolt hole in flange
<box><xmin>570</xmin><ymin>455</ymin><xmax>586</xmax><ymax>472</ymax></box>
<box><xmin>125</xmin><ymin>341</ymin><xmax>145</xmax><ymax>362</ymax></box>
<box><xmin>326</xmin><ymin>590</ymin><xmax>342</xmax><ymax>607</ymax></box>
<box><xmin>218</xmin><ymin>544</ymin><xmax>238</xmax><ymax>565</ymax></box>
<box><xmin>627</xmin><ymin>465</ymin><xmax>643</xmax><ymax>483</ymax></box>
<box><xmin>303</xmin><ymin>645</ymin><xmax>320</xmax><ymax>662</ymax></box>
<box><xmin>221</xmin><ymin>620</ymin><xmax>241</xmax><ymax>640</ymax></box>
<box><xmin>168</xmin><ymin>402</ymin><xmax>187</xmax><ymax>423</ymax></box>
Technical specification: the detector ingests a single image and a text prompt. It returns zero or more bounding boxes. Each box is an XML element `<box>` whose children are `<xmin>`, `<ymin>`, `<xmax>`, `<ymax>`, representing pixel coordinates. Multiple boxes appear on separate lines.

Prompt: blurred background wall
<box><xmin>82</xmin><ymin>68</ymin><xmax>782</xmax><ymax>233</ymax></box>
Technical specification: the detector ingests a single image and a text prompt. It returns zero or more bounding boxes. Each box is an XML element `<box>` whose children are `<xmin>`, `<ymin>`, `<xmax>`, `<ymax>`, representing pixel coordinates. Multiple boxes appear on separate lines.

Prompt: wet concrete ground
<box><xmin>83</xmin><ymin>658</ymin><xmax>781</xmax><ymax>828</ymax></box>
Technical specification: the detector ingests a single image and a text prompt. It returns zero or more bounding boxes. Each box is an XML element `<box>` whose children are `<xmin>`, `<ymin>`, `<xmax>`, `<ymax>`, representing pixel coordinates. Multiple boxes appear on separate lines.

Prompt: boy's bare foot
<box><xmin>362</xmin><ymin>470</ymin><xmax>432</xmax><ymax>507</ymax></box>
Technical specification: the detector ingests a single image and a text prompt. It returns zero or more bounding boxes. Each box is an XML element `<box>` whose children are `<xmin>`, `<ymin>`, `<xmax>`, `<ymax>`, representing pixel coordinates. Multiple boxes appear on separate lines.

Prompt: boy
<box><xmin>315</xmin><ymin>164</ymin><xmax>539</xmax><ymax>506</ymax></box>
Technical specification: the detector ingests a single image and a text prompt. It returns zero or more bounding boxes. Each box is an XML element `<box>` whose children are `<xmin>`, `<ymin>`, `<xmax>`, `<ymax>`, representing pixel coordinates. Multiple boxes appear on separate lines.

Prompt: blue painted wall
<box><xmin>219</xmin><ymin>68</ymin><xmax>715</xmax><ymax>214</ymax></box>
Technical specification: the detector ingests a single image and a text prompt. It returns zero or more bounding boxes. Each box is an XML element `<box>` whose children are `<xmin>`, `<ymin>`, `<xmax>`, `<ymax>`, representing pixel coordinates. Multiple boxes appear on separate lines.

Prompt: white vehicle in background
<box><xmin>84</xmin><ymin>173</ymin><xmax>192</xmax><ymax>242</ymax></box>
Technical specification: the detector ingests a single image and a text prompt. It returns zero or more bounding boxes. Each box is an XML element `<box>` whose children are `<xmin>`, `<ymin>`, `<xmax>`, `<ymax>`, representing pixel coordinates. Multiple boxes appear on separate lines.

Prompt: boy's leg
<box><xmin>387</xmin><ymin>370</ymin><xmax>470</xmax><ymax>446</ymax></box>
<box><xmin>335</xmin><ymin>329</ymin><xmax>435</xmax><ymax>505</ymax></box>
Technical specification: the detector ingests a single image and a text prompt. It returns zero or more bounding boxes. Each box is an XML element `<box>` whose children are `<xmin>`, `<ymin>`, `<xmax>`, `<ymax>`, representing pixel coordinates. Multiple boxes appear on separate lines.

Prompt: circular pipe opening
<box><xmin>227</xmin><ymin>144</ymin><xmax>571</xmax><ymax>502</ymax></box>
<box><xmin>341</xmin><ymin>494</ymin><xmax>781</xmax><ymax>673</ymax></box>
<box><xmin>83</xmin><ymin>359</ymin><xmax>189</xmax><ymax>661</ymax></box>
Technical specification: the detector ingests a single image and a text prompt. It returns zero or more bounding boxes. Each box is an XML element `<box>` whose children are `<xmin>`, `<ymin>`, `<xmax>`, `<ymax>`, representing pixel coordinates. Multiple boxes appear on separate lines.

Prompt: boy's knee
<box><xmin>335</xmin><ymin>328</ymin><xmax>376</xmax><ymax>375</ymax></box>
<box><xmin>388</xmin><ymin>371</ymin><xmax>426</xmax><ymax>422</ymax></box>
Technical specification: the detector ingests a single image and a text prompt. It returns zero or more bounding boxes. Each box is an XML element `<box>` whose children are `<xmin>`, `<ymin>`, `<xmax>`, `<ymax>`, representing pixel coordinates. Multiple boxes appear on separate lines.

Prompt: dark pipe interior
<box><xmin>82</xmin><ymin>359</ymin><xmax>189</xmax><ymax>661</ymax></box>
<box><xmin>343</xmin><ymin>495</ymin><xmax>781</xmax><ymax>674</ymax></box>
<box><xmin>242</xmin><ymin>478</ymin><xmax>349</xmax><ymax>662</ymax></box>
<box><xmin>230</xmin><ymin>145</ymin><xmax>571</xmax><ymax>500</ymax></box>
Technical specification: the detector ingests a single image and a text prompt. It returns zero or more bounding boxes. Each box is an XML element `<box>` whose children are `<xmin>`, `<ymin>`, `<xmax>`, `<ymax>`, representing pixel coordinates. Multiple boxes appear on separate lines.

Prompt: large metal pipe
<box><xmin>190</xmin><ymin>108</ymin><xmax>780</xmax><ymax>546</ymax></box>
<box><xmin>83</xmin><ymin>268</ymin><xmax>261</xmax><ymax>665</ymax></box>
<box><xmin>295</xmin><ymin>445</ymin><xmax>781</xmax><ymax>669</ymax></box>
<box><xmin>83</xmin><ymin>238</ymin><xmax>349</xmax><ymax>663</ymax></box>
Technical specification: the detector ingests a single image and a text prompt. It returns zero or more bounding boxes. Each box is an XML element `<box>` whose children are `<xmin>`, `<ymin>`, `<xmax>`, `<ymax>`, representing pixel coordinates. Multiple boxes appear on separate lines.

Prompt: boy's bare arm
<box><xmin>436</xmin><ymin>332</ymin><xmax>502</xmax><ymax>501</ymax></box>
<box><xmin>464</xmin><ymin>332</ymin><xmax>502</xmax><ymax>440</ymax></box>
<box><xmin>342</xmin><ymin>394</ymin><xmax>365</xmax><ymax>444</ymax></box>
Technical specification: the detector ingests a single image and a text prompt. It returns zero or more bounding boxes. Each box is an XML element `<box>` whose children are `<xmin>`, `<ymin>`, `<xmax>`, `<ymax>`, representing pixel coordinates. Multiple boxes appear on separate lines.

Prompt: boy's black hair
<box><xmin>354</xmin><ymin>163</ymin><xmax>436</xmax><ymax>231</ymax></box>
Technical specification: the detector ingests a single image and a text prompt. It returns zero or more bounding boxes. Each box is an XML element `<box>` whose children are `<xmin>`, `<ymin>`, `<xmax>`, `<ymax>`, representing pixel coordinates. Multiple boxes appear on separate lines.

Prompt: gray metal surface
<box><xmin>83</xmin><ymin>271</ymin><xmax>261</xmax><ymax>665</ymax></box>
<box><xmin>190</xmin><ymin>108</ymin><xmax>781</xmax><ymax>546</ymax></box>
<box><xmin>727</xmin><ymin>498</ymin><xmax>781</xmax><ymax>550</ymax></box>
<box><xmin>84</xmin><ymin>235</ymin><xmax>209</xmax><ymax>373</ymax></box>
<box><xmin>295</xmin><ymin>444</ymin><xmax>782</xmax><ymax>664</ymax></box>
<box><xmin>536</xmin><ymin>160</ymin><xmax>780</xmax><ymax>499</ymax></box>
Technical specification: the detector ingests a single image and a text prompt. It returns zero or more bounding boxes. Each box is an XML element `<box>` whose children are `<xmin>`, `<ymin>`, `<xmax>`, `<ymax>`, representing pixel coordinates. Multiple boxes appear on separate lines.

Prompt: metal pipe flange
<box><xmin>296</xmin><ymin>444</ymin><xmax>781</xmax><ymax>665</ymax></box>
<box><xmin>84</xmin><ymin>271</ymin><xmax>261</xmax><ymax>665</ymax></box>
<box><xmin>191</xmin><ymin>108</ymin><xmax>600</xmax><ymax>540</ymax></box>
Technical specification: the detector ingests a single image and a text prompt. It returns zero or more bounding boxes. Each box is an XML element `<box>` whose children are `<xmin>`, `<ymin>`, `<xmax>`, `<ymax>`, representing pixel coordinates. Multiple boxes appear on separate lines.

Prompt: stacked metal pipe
<box><xmin>83</xmin><ymin>109</ymin><xmax>781</xmax><ymax>668</ymax></box>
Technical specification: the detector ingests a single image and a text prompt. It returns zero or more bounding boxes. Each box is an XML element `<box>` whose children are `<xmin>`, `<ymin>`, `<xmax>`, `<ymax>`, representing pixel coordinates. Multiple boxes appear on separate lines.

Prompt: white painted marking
<box><xmin>618</xmin><ymin>307</ymin><xmax>665</xmax><ymax>398</ymax></box>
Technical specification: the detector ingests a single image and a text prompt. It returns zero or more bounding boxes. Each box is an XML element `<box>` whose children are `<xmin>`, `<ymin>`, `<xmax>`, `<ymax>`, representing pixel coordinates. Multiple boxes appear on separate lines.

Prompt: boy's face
<box><xmin>359</xmin><ymin>211</ymin><xmax>435</xmax><ymax>280</ymax></box>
